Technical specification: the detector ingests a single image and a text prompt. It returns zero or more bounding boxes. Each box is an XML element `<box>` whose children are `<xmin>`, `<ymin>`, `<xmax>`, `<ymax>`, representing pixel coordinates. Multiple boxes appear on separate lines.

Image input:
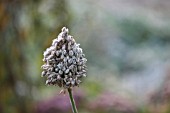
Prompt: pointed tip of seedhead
<box><xmin>62</xmin><ymin>27</ymin><xmax>69</xmax><ymax>33</ymax></box>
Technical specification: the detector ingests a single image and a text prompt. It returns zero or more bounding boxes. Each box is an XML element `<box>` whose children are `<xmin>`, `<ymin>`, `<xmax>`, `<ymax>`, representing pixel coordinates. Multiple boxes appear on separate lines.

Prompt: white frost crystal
<box><xmin>41</xmin><ymin>27</ymin><xmax>87</xmax><ymax>89</ymax></box>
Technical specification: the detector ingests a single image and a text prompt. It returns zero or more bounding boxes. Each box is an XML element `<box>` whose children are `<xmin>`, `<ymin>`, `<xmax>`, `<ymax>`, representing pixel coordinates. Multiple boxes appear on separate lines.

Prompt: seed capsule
<box><xmin>68</xmin><ymin>59</ymin><xmax>73</xmax><ymax>64</ymax></box>
<box><xmin>55</xmin><ymin>68</ymin><xmax>59</xmax><ymax>72</ymax></box>
<box><xmin>69</xmin><ymin>50</ymin><xmax>74</xmax><ymax>56</ymax></box>
<box><xmin>62</xmin><ymin>45</ymin><xmax>66</xmax><ymax>50</ymax></box>
<box><xmin>71</xmin><ymin>80</ymin><xmax>75</xmax><ymax>85</ymax></box>
<box><xmin>59</xmin><ymin>70</ymin><xmax>63</xmax><ymax>75</ymax></box>
<box><xmin>56</xmin><ymin>51</ymin><xmax>60</xmax><ymax>56</ymax></box>
<box><xmin>65</xmin><ymin>69</ymin><xmax>69</xmax><ymax>74</ymax></box>
<box><xmin>78</xmin><ymin>66</ymin><xmax>82</xmax><ymax>71</ymax></box>
<box><xmin>57</xmin><ymin>75</ymin><xmax>61</xmax><ymax>80</ymax></box>
<box><xmin>41</xmin><ymin>71</ymin><xmax>46</xmax><ymax>77</ymax></box>
<box><xmin>62</xmin><ymin>66</ymin><xmax>66</xmax><ymax>71</ymax></box>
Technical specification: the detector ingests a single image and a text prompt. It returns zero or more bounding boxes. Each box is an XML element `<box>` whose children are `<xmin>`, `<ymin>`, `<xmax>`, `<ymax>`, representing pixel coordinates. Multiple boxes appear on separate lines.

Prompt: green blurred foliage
<box><xmin>0</xmin><ymin>0</ymin><xmax>71</xmax><ymax>113</ymax></box>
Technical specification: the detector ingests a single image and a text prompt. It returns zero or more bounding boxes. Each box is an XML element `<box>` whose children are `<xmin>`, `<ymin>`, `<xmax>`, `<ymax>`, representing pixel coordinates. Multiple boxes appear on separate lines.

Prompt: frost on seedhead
<box><xmin>41</xmin><ymin>27</ymin><xmax>87</xmax><ymax>89</ymax></box>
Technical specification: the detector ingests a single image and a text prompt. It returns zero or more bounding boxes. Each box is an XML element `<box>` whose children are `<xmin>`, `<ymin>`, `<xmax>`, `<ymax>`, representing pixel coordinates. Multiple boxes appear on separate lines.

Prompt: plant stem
<box><xmin>68</xmin><ymin>88</ymin><xmax>78</xmax><ymax>113</ymax></box>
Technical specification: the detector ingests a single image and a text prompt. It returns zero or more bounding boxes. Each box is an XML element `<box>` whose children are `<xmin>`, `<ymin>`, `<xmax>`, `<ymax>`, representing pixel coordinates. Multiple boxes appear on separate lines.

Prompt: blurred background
<box><xmin>1</xmin><ymin>0</ymin><xmax>170</xmax><ymax>113</ymax></box>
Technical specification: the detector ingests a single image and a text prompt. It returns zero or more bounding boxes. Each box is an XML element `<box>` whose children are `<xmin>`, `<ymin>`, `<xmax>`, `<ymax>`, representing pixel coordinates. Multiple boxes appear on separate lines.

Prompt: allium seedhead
<box><xmin>41</xmin><ymin>27</ymin><xmax>87</xmax><ymax>89</ymax></box>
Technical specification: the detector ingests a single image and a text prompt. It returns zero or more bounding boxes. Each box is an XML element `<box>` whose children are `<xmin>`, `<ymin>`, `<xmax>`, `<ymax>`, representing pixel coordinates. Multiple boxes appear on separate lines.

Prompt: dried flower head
<box><xmin>41</xmin><ymin>27</ymin><xmax>87</xmax><ymax>89</ymax></box>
